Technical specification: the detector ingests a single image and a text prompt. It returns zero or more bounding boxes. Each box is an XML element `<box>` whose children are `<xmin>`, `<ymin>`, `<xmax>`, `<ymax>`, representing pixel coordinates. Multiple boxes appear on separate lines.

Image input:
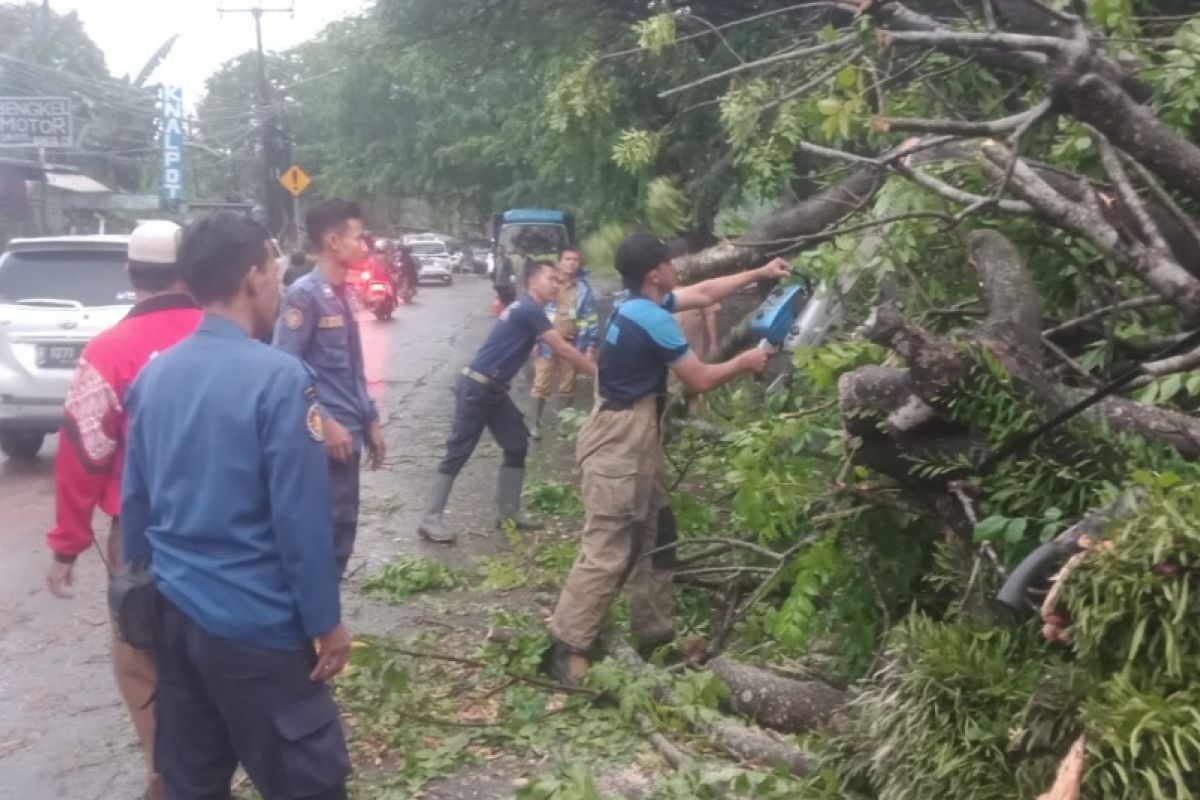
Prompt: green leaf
<box><xmin>1003</xmin><ymin>517</ymin><xmax>1028</xmax><ymax>544</ymax></box>
<box><xmin>1160</xmin><ymin>373</ymin><xmax>1183</xmax><ymax>401</ymax></box>
<box><xmin>974</xmin><ymin>515</ymin><xmax>1009</xmax><ymax>541</ymax></box>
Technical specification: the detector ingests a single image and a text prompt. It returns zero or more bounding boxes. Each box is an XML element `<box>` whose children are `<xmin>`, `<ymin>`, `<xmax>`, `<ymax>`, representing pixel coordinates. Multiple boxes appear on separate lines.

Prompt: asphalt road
<box><xmin>0</xmin><ymin>274</ymin><xmax>509</xmax><ymax>799</ymax></box>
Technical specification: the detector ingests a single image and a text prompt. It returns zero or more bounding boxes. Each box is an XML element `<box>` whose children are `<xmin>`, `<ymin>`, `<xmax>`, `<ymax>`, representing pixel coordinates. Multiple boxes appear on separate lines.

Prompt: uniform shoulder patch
<box><xmin>307</xmin><ymin>403</ymin><xmax>325</xmax><ymax>442</ymax></box>
<box><xmin>285</xmin><ymin>306</ymin><xmax>304</xmax><ymax>330</ymax></box>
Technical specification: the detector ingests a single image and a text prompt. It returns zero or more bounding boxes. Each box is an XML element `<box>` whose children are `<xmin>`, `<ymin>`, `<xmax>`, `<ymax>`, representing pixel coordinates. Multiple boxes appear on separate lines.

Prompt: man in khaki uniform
<box><xmin>548</xmin><ymin>233</ymin><xmax>790</xmax><ymax>684</ymax></box>
<box><xmin>530</xmin><ymin>248</ymin><xmax>599</xmax><ymax>439</ymax></box>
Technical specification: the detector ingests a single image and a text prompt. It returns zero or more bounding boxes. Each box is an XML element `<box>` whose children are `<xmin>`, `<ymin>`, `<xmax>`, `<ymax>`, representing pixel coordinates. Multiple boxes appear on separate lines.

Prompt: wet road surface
<box><xmin>0</xmin><ymin>275</ymin><xmax>513</xmax><ymax>798</ymax></box>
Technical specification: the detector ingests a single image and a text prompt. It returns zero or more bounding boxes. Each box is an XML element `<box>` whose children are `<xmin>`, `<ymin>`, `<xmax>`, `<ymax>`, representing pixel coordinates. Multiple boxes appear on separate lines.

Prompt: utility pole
<box><xmin>216</xmin><ymin>4</ymin><xmax>294</xmax><ymax>237</ymax></box>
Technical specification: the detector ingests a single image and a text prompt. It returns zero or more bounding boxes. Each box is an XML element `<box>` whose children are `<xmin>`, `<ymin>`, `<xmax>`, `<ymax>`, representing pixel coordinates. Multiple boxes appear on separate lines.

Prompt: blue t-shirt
<box><xmin>598</xmin><ymin>292</ymin><xmax>689</xmax><ymax>404</ymax></box>
<box><xmin>469</xmin><ymin>294</ymin><xmax>553</xmax><ymax>383</ymax></box>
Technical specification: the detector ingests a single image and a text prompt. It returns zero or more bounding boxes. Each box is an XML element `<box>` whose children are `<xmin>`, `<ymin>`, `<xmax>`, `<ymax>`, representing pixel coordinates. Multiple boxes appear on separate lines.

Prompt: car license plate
<box><xmin>36</xmin><ymin>343</ymin><xmax>83</xmax><ymax>369</ymax></box>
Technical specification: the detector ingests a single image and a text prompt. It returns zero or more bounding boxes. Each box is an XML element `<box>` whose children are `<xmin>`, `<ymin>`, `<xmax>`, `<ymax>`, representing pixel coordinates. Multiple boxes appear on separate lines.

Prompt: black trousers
<box><xmin>437</xmin><ymin>374</ymin><xmax>528</xmax><ymax>476</ymax></box>
<box><xmin>153</xmin><ymin>599</ymin><xmax>350</xmax><ymax>800</ymax></box>
<box><xmin>328</xmin><ymin>450</ymin><xmax>360</xmax><ymax>576</ymax></box>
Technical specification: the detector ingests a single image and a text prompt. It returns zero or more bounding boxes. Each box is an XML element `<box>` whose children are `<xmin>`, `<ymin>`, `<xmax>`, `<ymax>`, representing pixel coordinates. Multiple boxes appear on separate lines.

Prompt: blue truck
<box><xmin>491</xmin><ymin>208</ymin><xmax>575</xmax><ymax>262</ymax></box>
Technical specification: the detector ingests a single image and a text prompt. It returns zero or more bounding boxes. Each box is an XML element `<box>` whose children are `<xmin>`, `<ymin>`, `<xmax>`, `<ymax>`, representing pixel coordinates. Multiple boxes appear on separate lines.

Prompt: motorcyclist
<box><xmin>395</xmin><ymin>245</ymin><xmax>420</xmax><ymax>300</ymax></box>
<box><xmin>368</xmin><ymin>239</ymin><xmax>398</xmax><ymax>296</ymax></box>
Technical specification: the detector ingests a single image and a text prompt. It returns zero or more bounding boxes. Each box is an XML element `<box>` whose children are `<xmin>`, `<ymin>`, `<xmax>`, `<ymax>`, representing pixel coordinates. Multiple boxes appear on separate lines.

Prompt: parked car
<box><xmin>402</xmin><ymin>233</ymin><xmax>442</xmax><ymax>245</ymax></box>
<box><xmin>410</xmin><ymin>241</ymin><xmax>454</xmax><ymax>285</ymax></box>
<box><xmin>0</xmin><ymin>235</ymin><xmax>135</xmax><ymax>460</ymax></box>
<box><xmin>471</xmin><ymin>246</ymin><xmax>493</xmax><ymax>275</ymax></box>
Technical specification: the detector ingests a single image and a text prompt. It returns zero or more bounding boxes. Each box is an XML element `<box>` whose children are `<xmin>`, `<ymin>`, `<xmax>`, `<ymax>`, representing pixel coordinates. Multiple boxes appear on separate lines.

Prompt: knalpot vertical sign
<box><xmin>161</xmin><ymin>86</ymin><xmax>184</xmax><ymax>208</ymax></box>
<box><xmin>0</xmin><ymin>97</ymin><xmax>72</xmax><ymax>147</ymax></box>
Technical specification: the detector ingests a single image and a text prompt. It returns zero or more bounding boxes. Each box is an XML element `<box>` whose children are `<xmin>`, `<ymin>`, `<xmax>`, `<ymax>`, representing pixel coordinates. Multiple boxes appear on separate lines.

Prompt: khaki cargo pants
<box><xmin>532</xmin><ymin>352</ymin><xmax>578</xmax><ymax>399</ymax></box>
<box><xmin>549</xmin><ymin>394</ymin><xmax>674</xmax><ymax>652</ymax></box>
<box><xmin>108</xmin><ymin>520</ymin><xmax>164</xmax><ymax>800</ymax></box>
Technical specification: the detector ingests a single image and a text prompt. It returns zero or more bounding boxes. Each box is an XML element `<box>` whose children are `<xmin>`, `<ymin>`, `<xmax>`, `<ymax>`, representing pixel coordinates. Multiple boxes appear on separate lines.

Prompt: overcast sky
<box><xmin>50</xmin><ymin>0</ymin><xmax>370</xmax><ymax>104</ymax></box>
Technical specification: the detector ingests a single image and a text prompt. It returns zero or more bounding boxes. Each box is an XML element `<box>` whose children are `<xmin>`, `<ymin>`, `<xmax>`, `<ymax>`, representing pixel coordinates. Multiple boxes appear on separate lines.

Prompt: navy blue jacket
<box><xmin>273</xmin><ymin>267</ymin><xmax>377</xmax><ymax>444</ymax></box>
<box><xmin>122</xmin><ymin>314</ymin><xmax>340</xmax><ymax>651</ymax></box>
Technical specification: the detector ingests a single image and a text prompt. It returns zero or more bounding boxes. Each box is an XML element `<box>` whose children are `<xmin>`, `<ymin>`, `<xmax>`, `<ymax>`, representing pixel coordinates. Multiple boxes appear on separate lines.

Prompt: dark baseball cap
<box><xmin>614</xmin><ymin>233</ymin><xmax>688</xmax><ymax>284</ymax></box>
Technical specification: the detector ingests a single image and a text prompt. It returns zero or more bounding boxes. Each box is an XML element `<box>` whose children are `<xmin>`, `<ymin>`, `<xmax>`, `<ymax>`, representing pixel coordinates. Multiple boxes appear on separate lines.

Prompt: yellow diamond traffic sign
<box><xmin>279</xmin><ymin>164</ymin><xmax>311</xmax><ymax>196</ymax></box>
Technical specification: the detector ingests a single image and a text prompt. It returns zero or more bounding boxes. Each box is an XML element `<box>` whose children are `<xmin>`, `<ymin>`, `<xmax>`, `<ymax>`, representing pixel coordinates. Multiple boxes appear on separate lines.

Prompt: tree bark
<box><xmin>708</xmin><ymin>656</ymin><xmax>848</xmax><ymax>734</ymax></box>
<box><xmin>603</xmin><ymin>635</ymin><xmax>820</xmax><ymax>776</ymax></box>
<box><xmin>1062</xmin><ymin>73</ymin><xmax>1200</xmax><ymax>209</ymax></box>
<box><xmin>709</xmin><ymin>720</ymin><xmax>815</xmax><ymax>777</ymax></box>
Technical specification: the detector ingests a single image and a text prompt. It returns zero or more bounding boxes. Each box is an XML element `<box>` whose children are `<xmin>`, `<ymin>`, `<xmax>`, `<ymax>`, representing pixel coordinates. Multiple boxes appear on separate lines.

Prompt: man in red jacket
<box><xmin>45</xmin><ymin>220</ymin><xmax>201</xmax><ymax>800</ymax></box>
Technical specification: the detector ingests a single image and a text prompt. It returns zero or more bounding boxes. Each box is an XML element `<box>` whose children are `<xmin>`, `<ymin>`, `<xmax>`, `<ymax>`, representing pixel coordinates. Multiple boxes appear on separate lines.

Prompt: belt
<box><xmin>462</xmin><ymin>367</ymin><xmax>506</xmax><ymax>389</ymax></box>
<box><xmin>599</xmin><ymin>394</ymin><xmax>667</xmax><ymax>414</ymax></box>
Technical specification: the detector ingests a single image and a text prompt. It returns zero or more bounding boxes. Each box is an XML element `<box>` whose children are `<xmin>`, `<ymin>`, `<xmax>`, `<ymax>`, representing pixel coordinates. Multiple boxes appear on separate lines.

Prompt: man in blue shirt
<box><xmin>274</xmin><ymin>199</ymin><xmax>385</xmax><ymax>575</ymax></box>
<box><xmin>419</xmin><ymin>260</ymin><xmax>597</xmax><ymax>544</ymax></box>
<box><xmin>122</xmin><ymin>213</ymin><xmax>351</xmax><ymax>799</ymax></box>
<box><xmin>548</xmin><ymin>233</ymin><xmax>789</xmax><ymax>685</ymax></box>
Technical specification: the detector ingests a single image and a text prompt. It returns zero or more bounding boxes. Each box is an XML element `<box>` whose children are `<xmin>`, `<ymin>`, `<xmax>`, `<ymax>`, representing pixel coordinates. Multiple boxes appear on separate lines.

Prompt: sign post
<box><xmin>279</xmin><ymin>165</ymin><xmax>311</xmax><ymax>247</ymax></box>
<box><xmin>160</xmin><ymin>86</ymin><xmax>185</xmax><ymax>209</ymax></box>
<box><xmin>0</xmin><ymin>97</ymin><xmax>72</xmax><ymax>149</ymax></box>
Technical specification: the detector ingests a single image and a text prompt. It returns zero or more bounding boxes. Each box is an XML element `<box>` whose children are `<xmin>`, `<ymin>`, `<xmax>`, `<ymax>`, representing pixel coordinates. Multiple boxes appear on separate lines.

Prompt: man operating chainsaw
<box><xmin>547</xmin><ymin>233</ymin><xmax>790</xmax><ymax>685</ymax></box>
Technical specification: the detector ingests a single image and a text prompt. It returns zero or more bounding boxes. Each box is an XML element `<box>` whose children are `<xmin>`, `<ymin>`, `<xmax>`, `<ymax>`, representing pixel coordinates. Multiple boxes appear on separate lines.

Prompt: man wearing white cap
<box><xmin>45</xmin><ymin>220</ymin><xmax>201</xmax><ymax>800</ymax></box>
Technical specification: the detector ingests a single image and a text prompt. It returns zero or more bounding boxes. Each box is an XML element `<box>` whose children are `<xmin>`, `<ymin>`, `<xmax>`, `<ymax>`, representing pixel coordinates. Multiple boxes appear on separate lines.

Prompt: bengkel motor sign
<box><xmin>161</xmin><ymin>86</ymin><xmax>184</xmax><ymax>203</ymax></box>
<box><xmin>0</xmin><ymin>97</ymin><xmax>72</xmax><ymax>147</ymax></box>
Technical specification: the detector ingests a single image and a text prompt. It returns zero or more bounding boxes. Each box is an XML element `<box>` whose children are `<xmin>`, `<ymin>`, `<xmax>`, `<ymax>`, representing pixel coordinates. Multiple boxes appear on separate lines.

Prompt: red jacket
<box><xmin>47</xmin><ymin>294</ymin><xmax>202</xmax><ymax>560</ymax></box>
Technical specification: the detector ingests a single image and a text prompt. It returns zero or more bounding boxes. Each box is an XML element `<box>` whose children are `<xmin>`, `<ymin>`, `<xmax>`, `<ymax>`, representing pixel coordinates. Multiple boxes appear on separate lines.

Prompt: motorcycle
<box><xmin>363</xmin><ymin>275</ymin><xmax>397</xmax><ymax>320</ymax></box>
<box><xmin>396</xmin><ymin>270</ymin><xmax>417</xmax><ymax>304</ymax></box>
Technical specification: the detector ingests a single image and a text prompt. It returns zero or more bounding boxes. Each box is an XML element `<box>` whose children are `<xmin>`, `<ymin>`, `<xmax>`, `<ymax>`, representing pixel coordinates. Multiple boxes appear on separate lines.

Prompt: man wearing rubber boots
<box><xmin>548</xmin><ymin>234</ymin><xmax>790</xmax><ymax>685</ymax></box>
<box><xmin>418</xmin><ymin>261</ymin><xmax>597</xmax><ymax>544</ymax></box>
<box><xmin>274</xmin><ymin>199</ymin><xmax>386</xmax><ymax>575</ymax></box>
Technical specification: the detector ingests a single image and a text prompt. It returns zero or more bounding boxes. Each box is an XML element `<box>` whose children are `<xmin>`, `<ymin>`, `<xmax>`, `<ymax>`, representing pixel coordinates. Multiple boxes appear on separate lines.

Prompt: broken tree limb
<box><xmin>978</xmin><ymin>142</ymin><xmax>1200</xmax><ymax>320</ymax></box>
<box><xmin>968</xmin><ymin>229</ymin><xmax>1043</xmax><ymax>353</ymax></box>
<box><xmin>604</xmin><ymin>635</ymin><xmax>819</xmax><ymax>778</ymax></box>
<box><xmin>707</xmin><ymin>656</ymin><xmax>848</xmax><ymax>734</ymax></box>
<box><xmin>674</xmin><ymin>166</ymin><xmax>883</xmax><ymax>283</ymax></box>
<box><xmin>708</xmin><ymin>721</ymin><xmax>815</xmax><ymax>777</ymax></box>
<box><xmin>873</xmin><ymin>1</ymin><xmax>1049</xmax><ymax>73</ymax></box>
<box><xmin>1063</xmin><ymin>73</ymin><xmax>1200</xmax><ymax>209</ymax></box>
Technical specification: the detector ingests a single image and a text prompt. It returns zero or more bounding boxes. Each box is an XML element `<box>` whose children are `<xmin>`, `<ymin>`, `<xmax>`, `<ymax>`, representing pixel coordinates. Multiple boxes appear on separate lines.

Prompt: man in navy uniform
<box><xmin>122</xmin><ymin>213</ymin><xmax>351</xmax><ymax>799</ymax></box>
<box><xmin>419</xmin><ymin>260</ymin><xmax>597</xmax><ymax>544</ymax></box>
<box><xmin>274</xmin><ymin>199</ymin><xmax>385</xmax><ymax>575</ymax></box>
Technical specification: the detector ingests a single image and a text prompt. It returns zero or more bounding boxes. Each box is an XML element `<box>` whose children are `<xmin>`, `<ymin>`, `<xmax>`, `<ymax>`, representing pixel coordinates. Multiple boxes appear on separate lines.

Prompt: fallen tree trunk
<box><xmin>708</xmin><ymin>656</ymin><xmax>848</xmax><ymax>734</ymax></box>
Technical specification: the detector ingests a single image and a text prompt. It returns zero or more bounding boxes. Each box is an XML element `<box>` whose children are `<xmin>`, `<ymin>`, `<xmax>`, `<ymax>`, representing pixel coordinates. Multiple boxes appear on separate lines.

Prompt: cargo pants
<box><xmin>549</xmin><ymin>393</ymin><xmax>675</xmax><ymax>652</ymax></box>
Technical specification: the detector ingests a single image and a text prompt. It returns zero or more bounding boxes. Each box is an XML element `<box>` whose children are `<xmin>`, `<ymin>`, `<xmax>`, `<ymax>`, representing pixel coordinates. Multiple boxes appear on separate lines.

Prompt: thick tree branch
<box><xmin>1063</xmin><ymin>73</ymin><xmax>1200</xmax><ymax>208</ymax></box>
<box><xmin>675</xmin><ymin>165</ymin><xmax>883</xmax><ymax>283</ymax></box>
<box><xmin>1092</xmin><ymin>130</ymin><xmax>1169</xmax><ymax>255</ymax></box>
<box><xmin>873</xmin><ymin>2</ymin><xmax>1049</xmax><ymax>72</ymax></box>
<box><xmin>979</xmin><ymin>142</ymin><xmax>1200</xmax><ymax>320</ymax></box>
<box><xmin>967</xmin><ymin>229</ymin><xmax>1043</xmax><ymax>353</ymax></box>
<box><xmin>879</xmin><ymin>28</ymin><xmax>1070</xmax><ymax>54</ymax></box>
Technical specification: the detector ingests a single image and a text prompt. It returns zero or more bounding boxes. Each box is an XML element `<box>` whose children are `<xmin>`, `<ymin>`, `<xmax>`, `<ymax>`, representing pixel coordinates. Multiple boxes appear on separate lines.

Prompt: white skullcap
<box><xmin>128</xmin><ymin>220</ymin><xmax>182</xmax><ymax>266</ymax></box>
